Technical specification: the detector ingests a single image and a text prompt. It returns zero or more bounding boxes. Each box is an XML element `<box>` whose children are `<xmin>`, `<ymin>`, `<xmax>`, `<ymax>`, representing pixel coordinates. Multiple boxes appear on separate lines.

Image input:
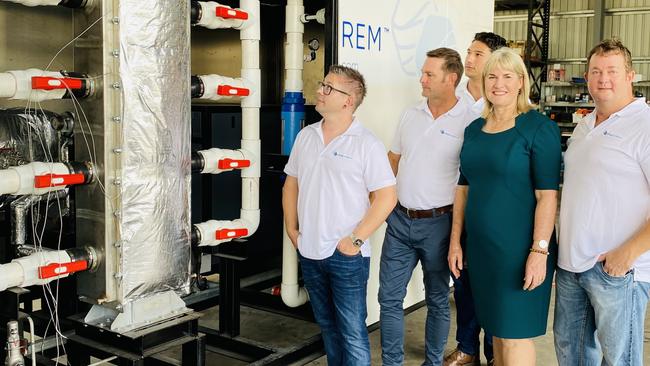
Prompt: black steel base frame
<box><xmin>65</xmin><ymin>312</ymin><xmax>205</xmax><ymax>366</ymax></box>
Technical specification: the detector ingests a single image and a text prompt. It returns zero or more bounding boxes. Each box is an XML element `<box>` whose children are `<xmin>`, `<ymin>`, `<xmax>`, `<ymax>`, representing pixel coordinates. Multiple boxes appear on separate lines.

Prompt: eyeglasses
<box><xmin>318</xmin><ymin>81</ymin><xmax>351</xmax><ymax>96</ymax></box>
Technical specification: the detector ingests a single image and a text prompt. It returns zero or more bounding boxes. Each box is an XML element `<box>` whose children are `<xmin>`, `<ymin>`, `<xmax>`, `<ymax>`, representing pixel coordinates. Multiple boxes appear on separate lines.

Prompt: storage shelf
<box><xmin>544</xmin><ymin>102</ymin><xmax>595</xmax><ymax>108</ymax></box>
<box><xmin>544</xmin><ymin>81</ymin><xmax>650</xmax><ymax>87</ymax></box>
<box><xmin>556</xmin><ymin>122</ymin><xmax>578</xmax><ymax>127</ymax></box>
<box><xmin>543</xmin><ymin>81</ymin><xmax>584</xmax><ymax>87</ymax></box>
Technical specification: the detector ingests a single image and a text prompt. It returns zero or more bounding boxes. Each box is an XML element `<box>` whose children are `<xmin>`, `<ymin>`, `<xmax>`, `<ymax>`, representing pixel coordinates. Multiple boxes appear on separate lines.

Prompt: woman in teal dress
<box><xmin>447</xmin><ymin>48</ymin><xmax>561</xmax><ymax>365</ymax></box>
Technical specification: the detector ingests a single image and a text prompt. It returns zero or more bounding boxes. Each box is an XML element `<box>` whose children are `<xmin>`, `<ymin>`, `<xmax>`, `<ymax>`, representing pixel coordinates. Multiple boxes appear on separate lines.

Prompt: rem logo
<box><xmin>341</xmin><ymin>20</ymin><xmax>384</xmax><ymax>51</ymax></box>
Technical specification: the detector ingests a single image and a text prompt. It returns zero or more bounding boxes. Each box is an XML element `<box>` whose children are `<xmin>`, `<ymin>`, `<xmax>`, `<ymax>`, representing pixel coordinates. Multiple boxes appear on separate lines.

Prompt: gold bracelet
<box><xmin>530</xmin><ymin>248</ymin><xmax>550</xmax><ymax>256</ymax></box>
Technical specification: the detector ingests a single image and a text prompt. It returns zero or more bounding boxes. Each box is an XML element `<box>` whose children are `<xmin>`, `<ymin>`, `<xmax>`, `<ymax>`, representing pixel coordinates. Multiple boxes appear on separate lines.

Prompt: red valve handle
<box><xmin>215</xmin><ymin>6</ymin><xmax>249</xmax><ymax>20</ymax></box>
<box><xmin>215</xmin><ymin>228</ymin><xmax>248</xmax><ymax>240</ymax></box>
<box><xmin>271</xmin><ymin>286</ymin><xmax>281</xmax><ymax>296</ymax></box>
<box><xmin>218</xmin><ymin>158</ymin><xmax>251</xmax><ymax>170</ymax></box>
<box><xmin>34</xmin><ymin>173</ymin><xmax>85</xmax><ymax>188</ymax></box>
<box><xmin>38</xmin><ymin>260</ymin><xmax>88</xmax><ymax>279</ymax></box>
<box><xmin>32</xmin><ymin>76</ymin><xmax>83</xmax><ymax>91</ymax></box>
<box><xmin>217</xmin><ymin>85</ymin><xmax>250</xmax><ymax>97</ymax></box>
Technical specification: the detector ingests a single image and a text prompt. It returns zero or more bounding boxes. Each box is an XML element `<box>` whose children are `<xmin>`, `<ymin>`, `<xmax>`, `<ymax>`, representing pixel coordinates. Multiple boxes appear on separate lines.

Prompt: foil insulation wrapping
<box><xmin>118</xmin><ymin>0</ymin><xmax>191</xmax><ymax>303</ymax></box>
<box><xmin>0</xmin><ymin>109</ymin><xmax>64</xmax><ymax>208</ymax></box>
<box><xmin>0</xmin><ymin>109</ymin><xmax>61</xmax><ymax>170</ymax></box>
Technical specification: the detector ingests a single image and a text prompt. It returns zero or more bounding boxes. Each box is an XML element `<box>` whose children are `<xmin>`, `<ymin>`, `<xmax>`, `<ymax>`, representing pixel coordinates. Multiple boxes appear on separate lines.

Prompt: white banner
<box><xmin>337</xmin><ymin>0</ymin><xmax>494</xmax><ymax>324</ymax></box>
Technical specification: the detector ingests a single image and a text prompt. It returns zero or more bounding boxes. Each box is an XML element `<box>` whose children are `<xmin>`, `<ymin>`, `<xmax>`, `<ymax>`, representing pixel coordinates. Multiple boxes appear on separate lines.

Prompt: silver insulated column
<box><xmin>119</xmin><ymin>0</ymin><xmax>191</xmax><ymax>302</ymax></box>
<box><xmin>118</xmin><ymin>0</ymin><xmax>191</xmax><ymax>302</ymax></box>
<box><xmin>81</xmin><ymin>0</ymin><xmax>192</xmax><ymax>331</ymax></box>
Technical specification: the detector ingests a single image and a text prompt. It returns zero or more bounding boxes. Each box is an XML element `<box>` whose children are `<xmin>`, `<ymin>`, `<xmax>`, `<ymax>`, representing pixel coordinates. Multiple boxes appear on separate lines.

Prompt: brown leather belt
<box><xmin>397</xmin><ymin>202</ymin><xmax>453</xmax><ymax>219</ymax></box>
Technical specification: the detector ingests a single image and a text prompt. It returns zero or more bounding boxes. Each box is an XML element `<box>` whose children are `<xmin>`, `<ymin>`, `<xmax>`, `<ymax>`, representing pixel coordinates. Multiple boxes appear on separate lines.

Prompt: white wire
<box><xmin>20</xmin><ymin>13</ymin><xmax>107</xmax><ymax>364</ymax></box>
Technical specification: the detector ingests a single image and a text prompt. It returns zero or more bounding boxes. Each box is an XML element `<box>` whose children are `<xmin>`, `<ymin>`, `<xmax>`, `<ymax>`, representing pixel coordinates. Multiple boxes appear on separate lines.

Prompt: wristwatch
<box><xmin>350</xmin><ymin>234</ymin><xmax>365</xmax><ymax>248</ymax></box>
<box><xmin>536</xmin><ymin>239</ymin><xmax>549</xmax><ymax>250</ymax></box>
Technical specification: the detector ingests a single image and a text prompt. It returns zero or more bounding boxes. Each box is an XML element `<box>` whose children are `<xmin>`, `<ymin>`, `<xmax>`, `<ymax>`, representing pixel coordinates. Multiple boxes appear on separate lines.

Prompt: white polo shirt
<box><xmin>284</xmin><ymin>118</ymin><xmax>396</xmax><ymax>260</ymax></box>
<box><xmin>559</xmin><ymin>98</ymin><xmax>650</xmax><ymax>282</ymax></box>
<box><xmin>390</xmin><ymin>98</ymin><xmax>476</xmax><ymax>209</ymax></box>
<box><xmin>456</xmin><ymin>81</ymin><xmax>485</xmax><ymax>119</ymax></box>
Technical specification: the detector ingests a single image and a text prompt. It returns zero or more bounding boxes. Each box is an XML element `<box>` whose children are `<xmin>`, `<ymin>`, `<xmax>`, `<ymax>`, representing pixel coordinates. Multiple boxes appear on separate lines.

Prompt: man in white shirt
<box><xmin>283</xmin><ymin>65</ymin><xmax>397</xmax><ymax>365</ymax></box>
<box><xmin>378</xmin><ymin>48</ymin><xmax>474</xmax><ymax>366</ymax></box>
<box><xmin>445</xmin><ymin>32</ymin><xmax>506</xmax><ymax>366</ymax></box>
<box><xmin>555</xmin><ymin>39</ymin><xmax>650</xmax><ymax>366</ymax></box>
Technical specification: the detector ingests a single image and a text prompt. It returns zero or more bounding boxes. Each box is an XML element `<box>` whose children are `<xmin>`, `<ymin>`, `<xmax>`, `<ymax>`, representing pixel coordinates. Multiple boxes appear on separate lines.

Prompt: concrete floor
<box><xmin>197</xmin><ymin>287</ymin><xmax>650</xmax><ymax>365</ymax></box>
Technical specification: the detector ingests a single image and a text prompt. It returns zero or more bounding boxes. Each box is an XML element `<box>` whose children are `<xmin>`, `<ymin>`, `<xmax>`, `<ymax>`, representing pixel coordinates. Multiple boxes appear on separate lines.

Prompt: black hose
<box><xmin>66</xmin><ymin>161</ymin><xmax>94</xmax><ymax>184</ymax></box>
<box><xmin>58</xmin><ymin>0</ymin><xmax>87</xmax><ymax>8</ymax></box>
<box><xmin>191</xmin><ymin>151</ymin><xmax>205</xmax><ymax>173</ymax></box>
<box><xmin>191</xmin><ymin>225</ymin><xmax>201</xmax><ymax>247</ymax></box>
<box><xmin>190</xmin><ymin>1</ymin><xmax>202</xmax><ymax>25</ymax></box>
<box><xmin>191</xmin><ymin>75</ymin><xmax>204</xmax><ymax>99</ymax></box>
<box><xmin>60</xmin><ymin>71</ymin><xmax>93</xmax><ymax>99</ymax></box>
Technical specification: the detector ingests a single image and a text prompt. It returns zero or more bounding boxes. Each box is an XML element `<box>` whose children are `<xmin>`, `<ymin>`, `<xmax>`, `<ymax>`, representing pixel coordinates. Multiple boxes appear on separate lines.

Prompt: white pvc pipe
<box><xmin>239</xmin><ymin>0</ymin><xmax>261</xmax><ymax>235</ymax></box>
<box><xmin>279</xmin><ymin>0</ymin><xmax>309</xmax><ymax>308</ymax></box>
<box><xmin>198</xmin><ymin>147</ymin><xmax>255</xmax><ymax>174</ymax></box>
<box><xmin>0</xmin><ymin>262</ymin><xmax>24</xmax><ymax>292</ymax></box>
<box><xmin>2</xmin><ymin>0</ymin><xmax>60</xmax><ymax>6</ymax></box>
<box><xmin>284</xmin><ymin>0</ymin><xmax>304</xmax><ymax>93</ymax></box>
<box><xmin>281</xmin><ymin>223</ymin><xmax>308</xmax><ymax>307</ymax></box>
<box><xmin>0</xmin><ymin>169</ymin><xmax>21</xmax><ymax>195</ymax></box>
<box><xmin>194</xmin><ymin>0</ymin><xmax>261</xmax><ymax>247</ymax></box>
<box><xmin>0</xmin><ymin>69</ymin><xmax>65</xmax><ymax>102</ymax></box>
<box><xmin>0</xmin><ymin>249</ymin><xmax>73</xmax><ymax>292</ymax></box>
<box><xmin>196</xmin><ymin>1</ymin><xmax>246</xmax><ymax>29</ymax></box>
<box><xmin>0</xmin><ymin>162</ymin><xmax>69</xmax><ymax>196</ymax></box>
<box><xmin>197</xmin><ymin>74</ymin><xmax>253</xmax><ymax>101</ymax></box>
<box><xmin>195</xmin><ymin>216</ymin><xmax>259</xmax><ymax>247</ymax></box>
<box><xmin>0</xmin><ymin>73</ymin><xmax>17</xmax><ymax>98</ymax></box>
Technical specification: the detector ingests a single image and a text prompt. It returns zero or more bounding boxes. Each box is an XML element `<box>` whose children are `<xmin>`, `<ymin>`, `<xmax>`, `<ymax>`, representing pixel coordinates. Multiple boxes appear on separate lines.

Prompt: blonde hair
<box><xmin>481</xmin><ymin>47</ymin><xmax>534</xmax><ymax>119</ymax></box>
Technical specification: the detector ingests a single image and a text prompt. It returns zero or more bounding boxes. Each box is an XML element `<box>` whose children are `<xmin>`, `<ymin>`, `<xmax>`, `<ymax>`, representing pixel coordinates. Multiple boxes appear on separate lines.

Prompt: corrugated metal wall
<box><xmin>495</xmin><ymin>0</ymin><xmax>650</xmax><ymax>79</ymax></box>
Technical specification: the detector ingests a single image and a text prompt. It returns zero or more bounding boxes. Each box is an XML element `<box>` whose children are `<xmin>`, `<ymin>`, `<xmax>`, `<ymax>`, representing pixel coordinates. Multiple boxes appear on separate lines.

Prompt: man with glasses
<box><xmin>379</xmin><ymin>48</ymin><xmax>474</xmax><ymax>366</ymax></box>
<box><xmin>283</xmin><ymin>65</ymin><xmax>397</xmax><ymax>365</ymax></box>
<box><xmin>445</xmin><ymin>32</ymin><xmax>507</xmax><ymax>366</ymax></box>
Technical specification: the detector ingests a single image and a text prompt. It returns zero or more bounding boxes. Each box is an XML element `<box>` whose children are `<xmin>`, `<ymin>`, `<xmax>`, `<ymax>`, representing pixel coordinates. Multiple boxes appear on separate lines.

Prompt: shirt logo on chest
<box><xmin>333</xmin><ymin>151</ymin><xmax>353</xmax><ymax>159</ymax></box>
<box><xmin>440</xmin><ymin>129</ymin><xmax>460</xmax><ymax>139</ymax></box>
<box><xmin>603</xmin><ymin>130</ymin><xmax>622</xmax><ymax>139</ymax></box>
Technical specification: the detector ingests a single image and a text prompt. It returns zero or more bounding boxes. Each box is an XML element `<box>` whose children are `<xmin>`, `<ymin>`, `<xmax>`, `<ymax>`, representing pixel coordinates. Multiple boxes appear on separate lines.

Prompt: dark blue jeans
<box><xmin>379</xmin><ymin>208</ymin><xmax>451</xmax><ymax>366</ymax></box>
<box><xmin>452</xmin><ymin>268</ymin><xmax>493</xmax><ymax>360</ymax></box>
<box><xmin>298</xmin><ymin>249</ymin><xmax>371</xmax><ymax>366</ymax></box>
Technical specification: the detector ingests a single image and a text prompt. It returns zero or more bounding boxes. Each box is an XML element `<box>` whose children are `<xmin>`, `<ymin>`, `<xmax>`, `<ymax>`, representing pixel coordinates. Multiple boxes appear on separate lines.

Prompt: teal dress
<box><xmin>458</xmin><ymin>110</ymin><xmax>561</xmax><ymax>339</ymax></box>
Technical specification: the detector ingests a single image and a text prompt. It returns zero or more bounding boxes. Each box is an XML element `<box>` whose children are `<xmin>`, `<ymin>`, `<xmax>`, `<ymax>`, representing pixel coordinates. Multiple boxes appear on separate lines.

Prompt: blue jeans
<box><xmin>554</xmin><ymin>263</ymin><xmax>650</xmax><ymax>366</ymax></box>
<box><xmin>452</xmin><ymin>268</ymin><xmax>493</xmax><ymax>360</ymax></box>
<box><xmin>379</xmin><ymin>208</ymin><xmax>451</xmax><ymax>366</ymax></box>
<box><xmin>298</xmin><ymin>249</ymin><xmax>371</xmax><ymax>366</ymax></box>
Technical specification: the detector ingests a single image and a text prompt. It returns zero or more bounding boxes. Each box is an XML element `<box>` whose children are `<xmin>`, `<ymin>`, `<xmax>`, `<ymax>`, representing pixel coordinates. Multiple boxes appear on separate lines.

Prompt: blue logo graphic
<box><xmin>341</xmin><ymin>20</ymin><xmax>383</xmax><ymax>51</ymax></box>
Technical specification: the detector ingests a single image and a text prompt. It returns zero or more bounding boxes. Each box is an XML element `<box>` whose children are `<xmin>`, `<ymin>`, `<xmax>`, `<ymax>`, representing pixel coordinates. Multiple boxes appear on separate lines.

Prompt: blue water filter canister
<box><xmin>281</xmin><ymin>91</ymin><xmax>306</xmax><ymax>155</ymax></box>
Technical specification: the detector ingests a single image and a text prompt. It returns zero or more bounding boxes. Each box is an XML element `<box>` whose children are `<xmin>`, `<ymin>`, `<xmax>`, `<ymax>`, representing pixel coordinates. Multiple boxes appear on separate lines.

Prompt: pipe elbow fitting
<box><xmin>280</xmin><ymin>283</ymin><xmax>309</xmax><ymax>308</ymax></box>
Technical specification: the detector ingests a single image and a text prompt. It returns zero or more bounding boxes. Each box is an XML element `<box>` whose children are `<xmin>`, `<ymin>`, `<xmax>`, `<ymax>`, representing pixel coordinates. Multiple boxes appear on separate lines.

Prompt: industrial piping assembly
<box><xmin>190</xmin><ymin>0</ymin><xmax>262</xmax><ymax>248</ymax></box>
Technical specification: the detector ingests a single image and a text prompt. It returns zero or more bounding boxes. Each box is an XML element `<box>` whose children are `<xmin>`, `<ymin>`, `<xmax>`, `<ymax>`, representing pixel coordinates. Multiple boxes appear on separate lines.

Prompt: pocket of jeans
<box><xmin>335</xmin><ymin>247</ymin><xmax>362</xmax><ymax>258</ymax></box>
<box><xmin>597</xmin><ymin>261</ymin><xmax>633</xmax><ymax>281</ymax></box>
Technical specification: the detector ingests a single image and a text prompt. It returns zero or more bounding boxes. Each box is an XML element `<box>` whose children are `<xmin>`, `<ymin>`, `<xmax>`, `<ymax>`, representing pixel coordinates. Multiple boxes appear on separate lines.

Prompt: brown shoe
<box><xmin>443</xmin><ymin>348</ymin><xmax>480</xmax><ymax>366</ymax></box>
